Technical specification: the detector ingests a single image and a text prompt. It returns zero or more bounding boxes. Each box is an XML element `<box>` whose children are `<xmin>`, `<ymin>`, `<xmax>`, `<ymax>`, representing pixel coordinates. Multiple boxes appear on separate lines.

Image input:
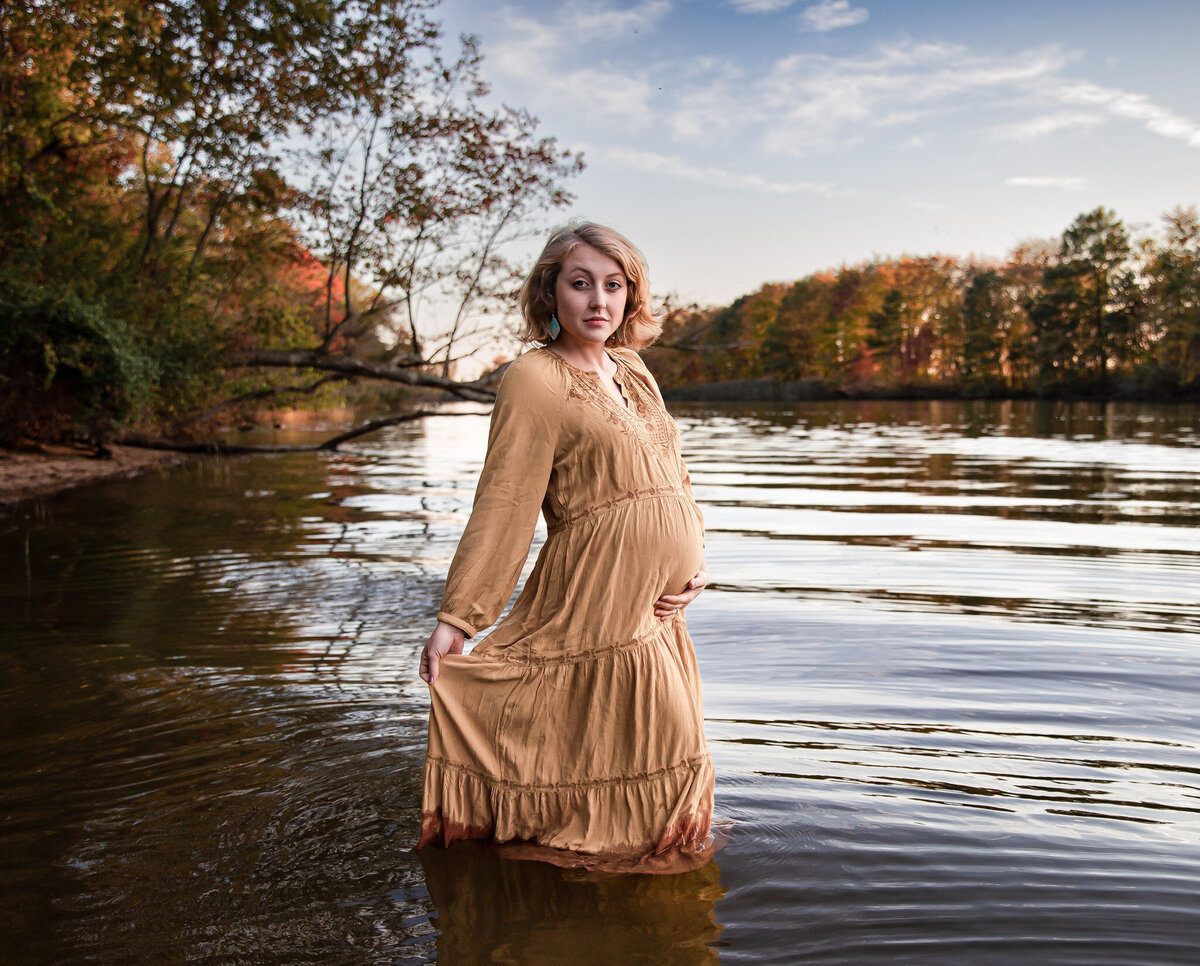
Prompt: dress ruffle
<box><xmin>418</xmin><ymin>752</ymin><xmax>716</xmax><ymax>874</ymax></box>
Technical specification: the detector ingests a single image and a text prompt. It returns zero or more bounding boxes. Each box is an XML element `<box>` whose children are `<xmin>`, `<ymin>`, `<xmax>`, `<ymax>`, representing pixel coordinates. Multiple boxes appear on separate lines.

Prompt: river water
<box><xmin>3</xmin><ymin>399</ymin><xmax>1200</xmax><ymax>964</ymax></box>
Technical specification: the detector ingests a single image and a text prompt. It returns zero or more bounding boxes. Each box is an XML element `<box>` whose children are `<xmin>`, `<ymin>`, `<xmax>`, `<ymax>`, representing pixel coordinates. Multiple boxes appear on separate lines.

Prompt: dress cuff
<box><xmin>437</xmin><ymin>611</ymin><xmax>477</xmax><ymax>638</ymax></box>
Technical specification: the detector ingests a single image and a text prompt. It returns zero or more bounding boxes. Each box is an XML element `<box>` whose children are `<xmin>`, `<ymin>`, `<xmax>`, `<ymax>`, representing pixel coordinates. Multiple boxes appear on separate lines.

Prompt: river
<box><xmin>3</xmin><ymin>398</ymin><xmax>1199</xmax><ymax>964</ymax></box>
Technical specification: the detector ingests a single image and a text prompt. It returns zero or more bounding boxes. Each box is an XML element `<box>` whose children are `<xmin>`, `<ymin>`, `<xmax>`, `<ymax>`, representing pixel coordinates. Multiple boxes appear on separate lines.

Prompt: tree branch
<box><xmin>121</xmin><ymin>409</ymin><xmax>487</xmax><ymax>454</ymax></box>
<box><xmin>169</xmin><ymin>374</ymin><xmax>349</xmax><ymax>430</ymax></box>
<box><xmin>224</xmin><ymin>348</ymin><xmax>499</xmax><ymax>401</ymax></box>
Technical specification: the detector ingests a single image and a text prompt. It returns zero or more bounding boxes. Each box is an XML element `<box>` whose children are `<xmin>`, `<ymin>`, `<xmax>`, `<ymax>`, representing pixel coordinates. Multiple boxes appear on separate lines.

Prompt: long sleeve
<box><xmin>437</xmin><ymin>357</ymin><xmax>561</xmax><ymax>637</ymax></box>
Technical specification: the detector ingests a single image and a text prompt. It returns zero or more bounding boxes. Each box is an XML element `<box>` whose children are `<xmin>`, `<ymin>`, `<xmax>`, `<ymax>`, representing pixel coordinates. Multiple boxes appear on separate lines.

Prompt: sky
<box><xmin>437</xmin><ymin>0</ymin><xmax>1200</xmax><ymax>307</ymax></box>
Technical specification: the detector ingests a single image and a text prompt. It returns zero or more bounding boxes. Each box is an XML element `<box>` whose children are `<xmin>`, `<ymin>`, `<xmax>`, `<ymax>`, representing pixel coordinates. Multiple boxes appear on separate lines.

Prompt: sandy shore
<box><xmin>0</xmin><ymin>444</ymin><xmax>192</xmax><ymax>506</ymax></box>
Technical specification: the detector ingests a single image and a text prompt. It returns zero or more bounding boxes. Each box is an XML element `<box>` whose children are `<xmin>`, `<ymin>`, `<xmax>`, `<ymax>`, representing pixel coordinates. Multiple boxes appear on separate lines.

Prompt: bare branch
<box><xmin>121</xmin><ymin>409</ymin><xmax>488</xmax><ymax>454</ymax></box>
<box><xmin>169</xmin><ymin>375</ymin><xmax>349</xmax><ymax>430</ymax></box>
<box><xmin>224</xmin><ymin>348</ymin><xmax>499</xmax><ymax>402</ymax></box>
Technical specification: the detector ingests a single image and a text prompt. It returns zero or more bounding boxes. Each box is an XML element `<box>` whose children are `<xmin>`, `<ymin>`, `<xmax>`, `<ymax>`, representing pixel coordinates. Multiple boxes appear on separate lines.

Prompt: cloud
<box><xmin>729</xmin><ymin>0</ymin><xmax>798</xmax><ymax>11</ymax></box>
<box><xmin>564</xmin><ymin>0</ymin><xmax>671</xmax><ymax>34</ymax></box>
<box><xmin>488</xmin><ymin>1</ymin><xmax>669</xmax><ymax>123</ymax></box>
<box><xmin>988</xmin><ymin>111</ymin><xmax>1105</xmax><ymax>143</ymax></box>
<box><xmin>491</xmin><ymin>0</ymin><xmax>669</xmax><ymax>55</ymax></box>
<box><xmin>483</xmin><ymin>2</ymin><xmax>1200</xmax><ymax>182</ymax></box>
<box><xmin>582</xmin><ymin>144</ymin><xmax>837</xmax><ymax>194</ymax></box>
<box><xmin>1005</xmin><ymin>175</ymin><xmax>1089</xmax><ymax>189</ymax></box>
<box><xmin>760</xmin><ymin>41</ymin><xmax>1071</xmax><ymax>155</ymax></box>
<box><xmin>666</xmin><ymin>60</ymin><xmax>748</xmax><ymax>140</ymax></box>
<box><xmin>801</xmin><ymin>0</ymin><xmax>868</xmax><ymax>31</ymax></box>
<box><xmin>1052</xmin><ymin>80</ymin><xmax>1200</xmax><ymax>147</ymax></box>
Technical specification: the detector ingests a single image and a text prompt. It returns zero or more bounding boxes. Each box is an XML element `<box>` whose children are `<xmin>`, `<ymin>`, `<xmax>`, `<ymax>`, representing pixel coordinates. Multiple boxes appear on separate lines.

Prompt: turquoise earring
<box><xmin>548</xmin><ymin>315</ymin><xmax>561</xmax><ymax>340</ymax></box>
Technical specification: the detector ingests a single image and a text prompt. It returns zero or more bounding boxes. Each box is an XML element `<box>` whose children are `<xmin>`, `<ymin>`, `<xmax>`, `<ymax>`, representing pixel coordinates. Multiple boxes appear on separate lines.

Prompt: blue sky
<box><xmin>439</xmin><ymin>0</ymin><xmax>1200</xmax><ymax>305</ymax></box>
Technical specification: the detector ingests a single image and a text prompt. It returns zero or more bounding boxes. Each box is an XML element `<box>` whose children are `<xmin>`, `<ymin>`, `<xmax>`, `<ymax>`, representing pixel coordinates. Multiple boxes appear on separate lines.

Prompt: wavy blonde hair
<box><xmin>518</xmin><ymin>222</ymin><xmax>661</xmax><ymax>349</ymax></box>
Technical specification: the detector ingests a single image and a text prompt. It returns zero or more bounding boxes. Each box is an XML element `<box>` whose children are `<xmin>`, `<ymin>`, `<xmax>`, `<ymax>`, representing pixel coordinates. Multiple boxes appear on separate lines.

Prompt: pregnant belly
<box><xmin>645</xmin><ymin>497</ymin><xmax>706</xmax><ymax>599</ymax></box>
<box><xmin>505</xmin><ymin>495</ymin><xmax>706</xmax><ymax>645</ymax></box>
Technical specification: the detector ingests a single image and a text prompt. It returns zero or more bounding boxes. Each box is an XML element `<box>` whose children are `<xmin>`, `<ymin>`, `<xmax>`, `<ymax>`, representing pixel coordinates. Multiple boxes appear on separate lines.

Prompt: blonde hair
<box><xmin>518</xmin><ymin>222</ymin><xmax>661</xmax><ymax>349</ymax></box>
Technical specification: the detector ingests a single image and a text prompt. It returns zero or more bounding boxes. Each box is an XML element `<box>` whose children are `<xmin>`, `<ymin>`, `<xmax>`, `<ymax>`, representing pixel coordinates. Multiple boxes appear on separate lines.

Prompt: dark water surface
<box><xmin>3</xmin><ymin>399</ymin><xmax>1200</xmax><ymax>964</ymax></box>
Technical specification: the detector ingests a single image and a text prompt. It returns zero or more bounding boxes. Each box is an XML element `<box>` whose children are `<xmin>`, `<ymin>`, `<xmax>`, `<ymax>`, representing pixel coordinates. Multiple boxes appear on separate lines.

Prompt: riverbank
<box><xmin>0</xmin><ymin>444</ymin><xmax>192</xmax><ymax>507</ymax></box>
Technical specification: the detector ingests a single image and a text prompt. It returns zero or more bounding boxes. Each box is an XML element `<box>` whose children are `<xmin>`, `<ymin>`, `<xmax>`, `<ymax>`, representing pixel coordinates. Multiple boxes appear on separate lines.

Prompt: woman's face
<box><xmin>553</xmin><ymin>243</ymin><xmax>628</xmax><ymax>348</ymax></box>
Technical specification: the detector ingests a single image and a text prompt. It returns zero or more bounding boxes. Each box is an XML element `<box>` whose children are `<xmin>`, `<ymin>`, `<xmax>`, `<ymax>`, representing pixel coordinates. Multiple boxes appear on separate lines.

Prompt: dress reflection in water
<box><xmin>418</xmin><ymin>224</ymin><xmax>715</xmax><ymax>873</ymax></box>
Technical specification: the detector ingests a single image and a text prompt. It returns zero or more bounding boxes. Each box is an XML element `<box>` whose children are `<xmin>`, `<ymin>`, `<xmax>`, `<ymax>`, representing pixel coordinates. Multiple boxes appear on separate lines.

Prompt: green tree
<box><xmin>1143</xmin><ymin>206</ymin><xmax>1200</xmax><ymax>391</ymax></box>
<box><xmin>960</xmin><ymin>267</ymin><xmax>1006</xmax><ymax>394</ymax></box>
<box><xmin>819</xmin><ymin>266</ymin><xmax>876</xmax><ymax>383</ymax></box>
<box><xmin>866</xmin><ymin>287</ymin><xmax>904</xmax><ymax>383</ymax></box>
<box><xmin>761</xmin><ymin>276</ymin><xmax>832</xmax><ymax>380</ymax></box>
<box><xmin>1037</xmin><ymin>207</ymin><xmax>1140</xmax><ymax>390</ymax></box>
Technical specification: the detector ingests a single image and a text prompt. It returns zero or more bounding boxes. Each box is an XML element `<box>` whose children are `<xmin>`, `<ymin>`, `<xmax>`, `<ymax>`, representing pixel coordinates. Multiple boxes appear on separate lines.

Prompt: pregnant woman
<box><xmin>417</xmin><ymin>222</ymin><xmax>715</xmax><ymax>873</ymax></box>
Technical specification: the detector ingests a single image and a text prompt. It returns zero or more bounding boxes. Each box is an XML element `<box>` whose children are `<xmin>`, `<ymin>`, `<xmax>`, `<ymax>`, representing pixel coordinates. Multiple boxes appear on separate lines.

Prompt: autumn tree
<box><xmin>647</xmin><ymin>206</ymin><xmax>1195</xmax><ymax>402</ymax></box>
<box><xmin>999</xmin><ymin>240</ymin><xmax>1054</xmax><ymax>391</ymax></box>
<box><xmin>0</xmin><ymin>0</ymin><xmax>579</xmax><ymax>444</ymax></box>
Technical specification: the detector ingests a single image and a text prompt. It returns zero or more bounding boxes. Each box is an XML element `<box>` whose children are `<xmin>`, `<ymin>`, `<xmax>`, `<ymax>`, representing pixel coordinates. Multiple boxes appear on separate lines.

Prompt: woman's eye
<box><xmin>606</xmin><ymin>281</ymin><xmax>624</xmax><ymax>291</ymax></box>
<box><xmin>572</xmin><ymin>279</ymin><xmax>588</xmax><ymax>288</ymax></box>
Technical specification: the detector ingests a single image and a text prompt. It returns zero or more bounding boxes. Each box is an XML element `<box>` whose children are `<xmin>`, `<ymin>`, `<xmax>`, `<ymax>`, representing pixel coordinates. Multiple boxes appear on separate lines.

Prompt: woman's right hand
<box><xmin>419</xmin><ymin>621</ymin><xmax>466</xmax><ymax>684</ymax></box>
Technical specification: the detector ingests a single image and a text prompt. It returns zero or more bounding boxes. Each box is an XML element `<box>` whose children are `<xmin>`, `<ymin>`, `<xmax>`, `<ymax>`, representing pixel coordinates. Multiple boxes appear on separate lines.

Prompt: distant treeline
<box><xmin>645</xmin><ymin>206</ymin><xmax>1200</xmax><ymax>400</ymax></box>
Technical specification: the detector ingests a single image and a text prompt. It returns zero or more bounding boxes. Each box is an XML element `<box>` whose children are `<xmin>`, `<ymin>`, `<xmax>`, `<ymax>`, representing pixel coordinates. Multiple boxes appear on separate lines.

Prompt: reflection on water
<box><xmin>3</xmin><ymin>398</ymin><xmax>1200</xmax><ymax>963</ymax></box>
<box><xmin>421</xmin><ymin>842</ymin><xmax>724</xmax><ymax>964</ymax></box>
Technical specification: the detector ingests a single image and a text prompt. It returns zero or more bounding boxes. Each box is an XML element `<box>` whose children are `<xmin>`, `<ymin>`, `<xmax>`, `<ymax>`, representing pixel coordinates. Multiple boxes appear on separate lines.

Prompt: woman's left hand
<box><xmin>654</xmin><ymin>568</ymin><xmax>708</xmax><ymax>620</ymax></box>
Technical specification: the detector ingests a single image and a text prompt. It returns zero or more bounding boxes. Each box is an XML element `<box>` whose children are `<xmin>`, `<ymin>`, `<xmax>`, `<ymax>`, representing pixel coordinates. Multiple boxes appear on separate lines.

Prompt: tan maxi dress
<box><xmin>418</xmin><ymin>346</ymin><xmax>716</xmax><ymax>872</ymax></box>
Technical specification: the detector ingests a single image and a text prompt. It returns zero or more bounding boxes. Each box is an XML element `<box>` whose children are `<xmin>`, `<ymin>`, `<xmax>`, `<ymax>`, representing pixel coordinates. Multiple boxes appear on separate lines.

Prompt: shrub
<box><xmin>0</xmin><ymin>280</ymin><xmax>155</xmax><ymax>445</ymax></box>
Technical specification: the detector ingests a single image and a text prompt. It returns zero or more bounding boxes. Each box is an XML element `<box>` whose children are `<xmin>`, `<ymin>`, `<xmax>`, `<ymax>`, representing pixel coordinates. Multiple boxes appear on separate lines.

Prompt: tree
<box><xmin>0</xmin><ymin>1</ymin><xmax>580</xmax><ymax>444</ymax></box>
<box><xmin>866</xmin><ymin>287</ymin><xmax>904</xmax><ymax>383</ymax></box>
<box><xmin>761</xmin><ymin>276</ymin><xmax>832</xmax><ymax>380</ymax></box>
<box><xmin>1047</xmin><ymin>207</ymin><xmax>1139</xmax><ymax>389</ymax></box>
<box><xmin>262</xmin><ymin>33</ymin><xmax>581</xmax><ymax>383</ymax></box>
<box><xmin>1001</xmin><ymin>240</ymin><xmax>1054</xmax><ymax>392</ymax></box>
<box><xmin>960</xmin><ymin>267</ymin><xmax>1006</xmax><ymax>394</ymax></box>
<box><xmin>1143</xmin><ymin>206</ymin><xmax>1200</xmax><ymax>391</ymax></box>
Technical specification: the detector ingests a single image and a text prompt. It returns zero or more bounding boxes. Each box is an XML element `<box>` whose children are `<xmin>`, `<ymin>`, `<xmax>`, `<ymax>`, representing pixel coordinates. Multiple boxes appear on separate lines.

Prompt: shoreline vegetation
<box><xmin>645</xmin><ymin>205</ymin><xmax>1200</xmax><ymax>405</ymax></box>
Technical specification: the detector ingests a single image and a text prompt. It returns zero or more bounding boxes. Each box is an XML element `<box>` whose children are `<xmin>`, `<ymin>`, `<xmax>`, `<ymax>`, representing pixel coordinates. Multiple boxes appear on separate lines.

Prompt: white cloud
<box><xmin>801</xmin><ymin>0</ymin><xmax>868</xmax><ymax>31</ymax></box>
<box><xmin>484</xmin><ymin>0</ymin><xmax>1200</xmax><ymax>196</ymax></box>
<box><xmin>1053</xmin><ymin>80</ymin><xmax>1200</xmax><ymax>148</ymax></box>
<box><xmin>582</xmin><ymin>144</ymin><xmax>837</xmax><ymax>194</ymax></box>
<box><xmin>730</xmin><ymin>0</ymin><xmax>798</xmax><ymax>11</ymax></box>
<box><xmin>760</xmin><ymin>42</ymin><xmax>1071</xmax><ymax>156</ymax></box>
<box><xmin>912</xmin><ymin>200</ymin><xmax>946</xmax><ymax>211</ymax></box>
<box><xmin>1005</xmin><ymin>175</ymin><xmax>1089</xmax><ymax>189</ymax></box>
<box><xmin>492</xmin><ymin>0</ymin><xmax>669</xmax><ymax>57</ymax></box>
<box><xmin>989</xmin><ymin>111</ymin><xmax>1104</xmax><ymax>143</ymax></box>
<box><xmin>489</xmin><ymin>1</ymin><xmax>669</xmax><ymax>123</ymax></box>
<box><xmin>666</xmin><ymin>60</ymin><xmax>748</xmax><ymax>140</ymax></box>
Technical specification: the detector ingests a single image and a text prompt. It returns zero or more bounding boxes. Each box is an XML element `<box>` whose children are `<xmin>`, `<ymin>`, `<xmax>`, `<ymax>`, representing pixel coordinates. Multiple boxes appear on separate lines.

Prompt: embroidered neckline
<box><xmin>539</xmin><ymin>347</ymin><xmax>678</xmax><ymax>455</ymax></box>
<box><xmin>541</xmin><ymin>346</ymin><xmax>628</xmax><ymax>408</ymax></box>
